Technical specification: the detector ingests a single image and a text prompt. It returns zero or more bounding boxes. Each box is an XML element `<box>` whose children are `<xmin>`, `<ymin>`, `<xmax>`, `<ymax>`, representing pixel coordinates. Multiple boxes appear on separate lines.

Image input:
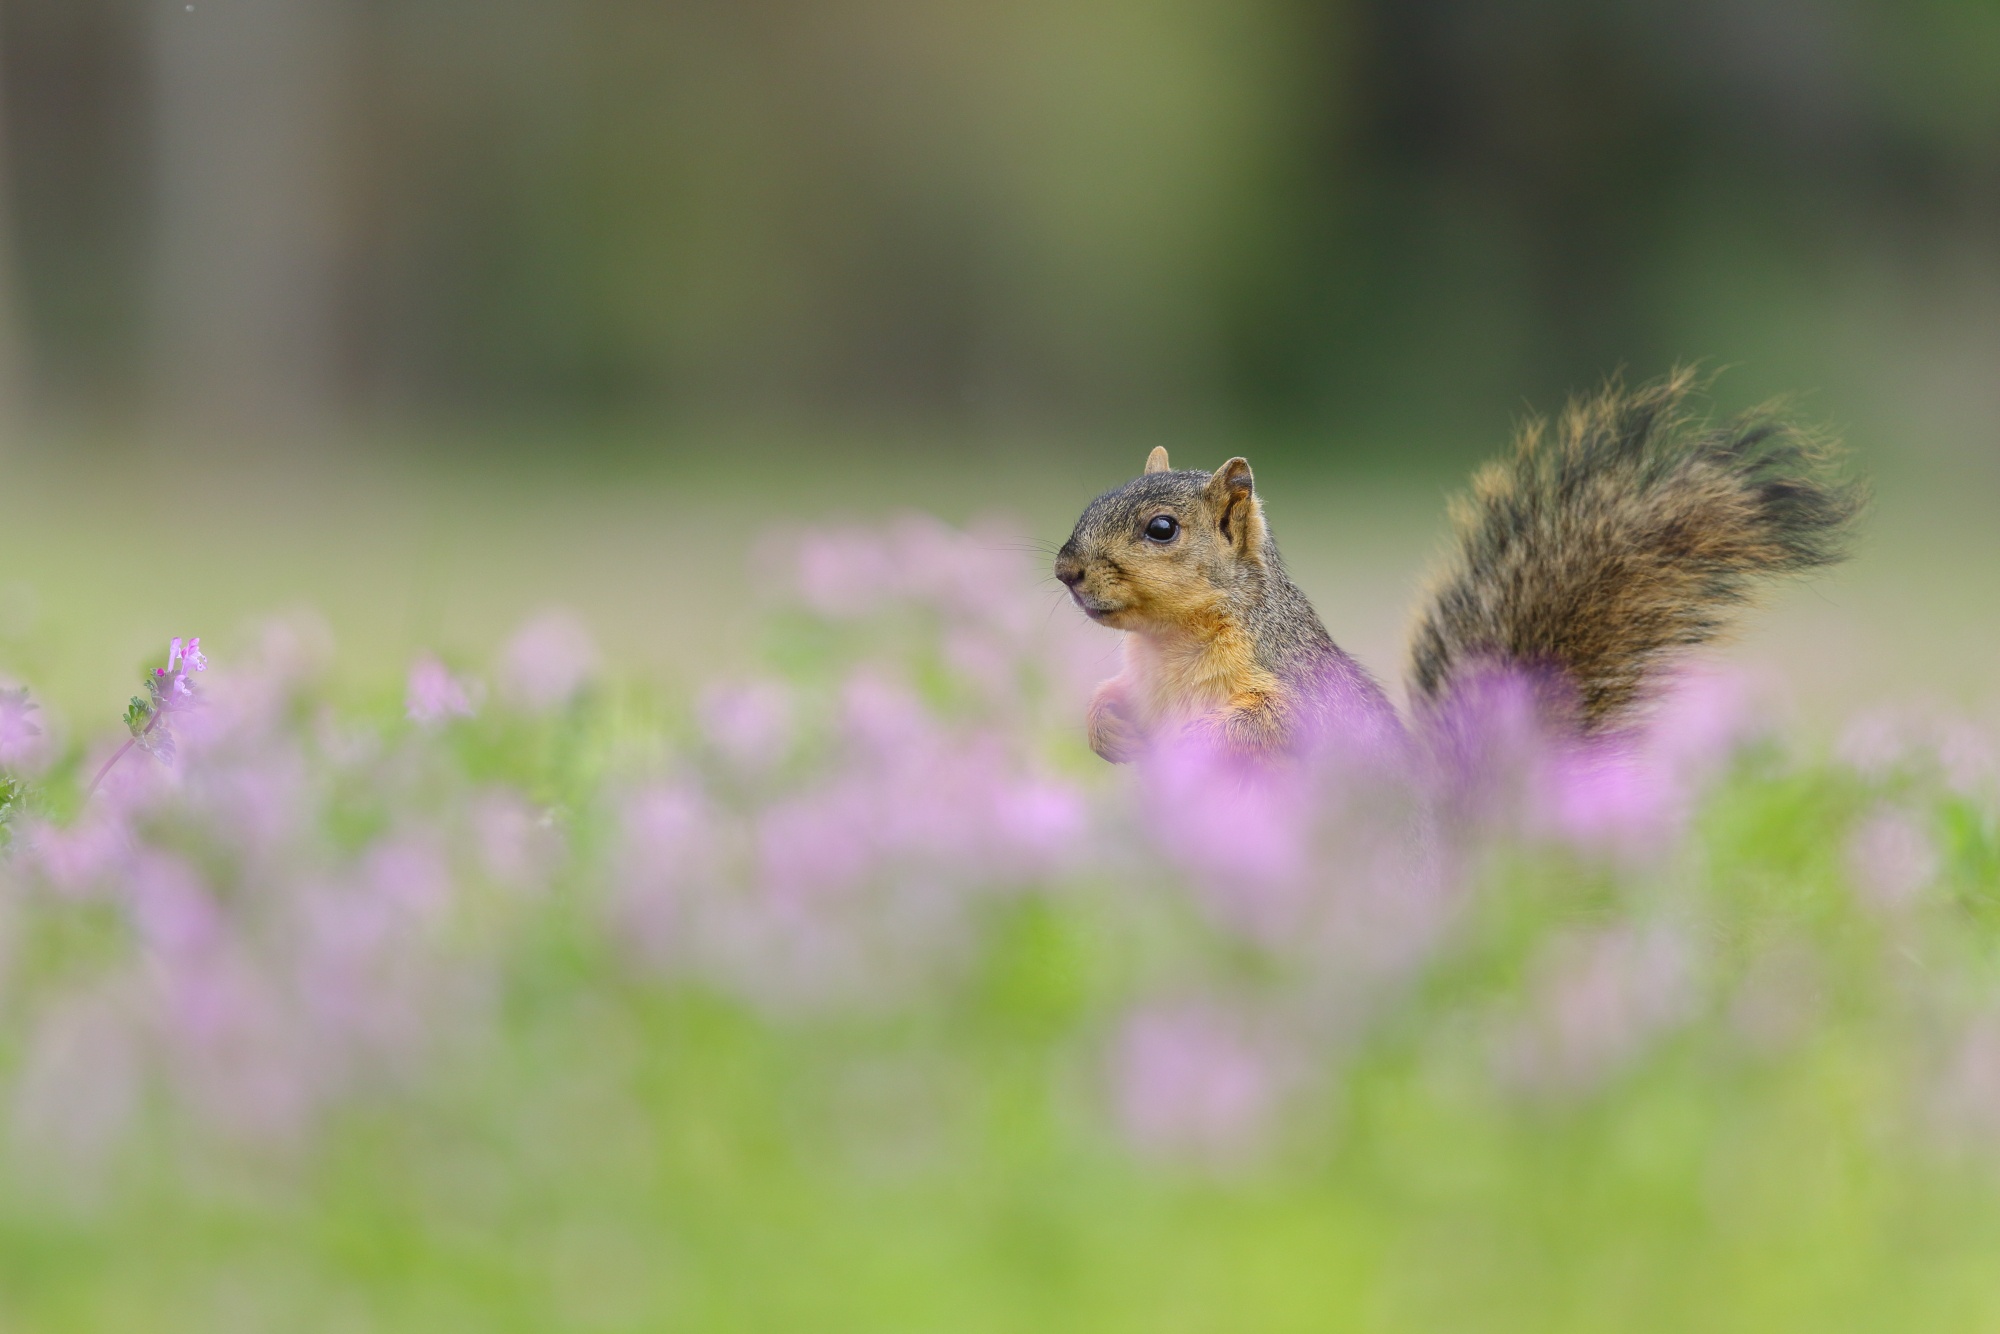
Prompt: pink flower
<box><xmin>612</xmin><ymin>783</ymin><xmax>724</xmax><ymax>966</ymax></box>
<box><xmin>1501</xmin><ymin>925</ymin><xmax>1699</xmax><ymax>1096</ymax></box>
<box><xmin>405</xmin><ymin>653</ymin><xmax>479</xmax><ymax>726</ymax></box>
<box><xmin>153</xmin><ymin>954</ymin><xmax>318</xmax><ymax>1147</ymax></box>
<box><xmin>361</xmin><ymin>837</ymin><xmax>455</xmax><ymax>926</ymax></box>
<box><xmin>1836</xmin><ymin>706</ymin><xmax>1997</xmax><ymax>797</ymax></box>
<box><xmin>1537</xmin><ymin>743</ymin><xmax>1679</xmax><ymax>857</ymax></box>
<box><xmin>840</xmin><ymin>671</ymin><xmax>933</xmax><ymax>756</ymax></box>
<box><xmin>182</xmin><ymin>746</ymin><xmax>313</xmax><ymax>860</ymax></box>
<box><xmin>698</xmin><ymin>680</ymin><xmax>795</xmax><ymax>774</ymax></box>
<box><xmin>125</xmin><ymin>851</ymin><xmax>222</xmax><ymax>959</ymax></box>
<box><xmin>497</xmin><ymin>611</ymin><xmax>600</xmax><ymax>713</ymax></box>
<box><xmin>469</xmin><ymin>789</ymin><xmax>563</xmax><ymax>892</ymax></box>
<box><xmin>1838</xmin><ymin>708</ymin><xmax>1911</xmax><ymax>782</ymax></box>
<box><xmin>1644</xmin><ymin>665</ymin><xmax>1770</xmax><ymax>779</ymax></box>
<box><xmin>1110</xmin><ymin>1002</ymin><xmax>1289</xmax><ymax>1164</ymax></box>
<box><xmin>155</xmin><ymin>634</ymin><xmax>208</xmax><ymax>701</ymax></box>
<box><xmin>1847</xmin><ymin>807</ymin><xmax>1938</xmax><ymax>911</ymax></box>
<box><xmin>0</xmin><ymin>687</ymin><xmax>47</xmax><ymax>773</ymax></box>
<box><xmin>19</xmin><ymin>816</ymin><xmax>129</xmax><ymax>893</ymax></box>
<box><xmin>757</xmin><ymin>788</ymin><xmax>877</xmax><ymax>903</ymax></box>
<box><xmin>1139</xmin><ymin>732</ymin><xmax>1317</xmax><ymax>935</ymax></box>
<box><xmin>795</xmin><ymin>529</ymin><xmax>900</xmax><ymax>618</ymax></box>
<box><xmin>942</xmin><ymin>626</ymin><xmax>1018</xmax><ymax>702</ymax></box>
<box><xmin>1937</xmin><ymin>721</ymin><xmax>1998</xmax><ymax>798</ymax></box>
<box><xmin>990</xmin><ymin>779</ymin><xmax>1089</xmax><ymax>872</ymax></box>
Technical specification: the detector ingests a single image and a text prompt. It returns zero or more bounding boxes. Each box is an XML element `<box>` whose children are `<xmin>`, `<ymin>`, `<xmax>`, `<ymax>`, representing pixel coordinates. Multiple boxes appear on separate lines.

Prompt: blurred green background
<box><xmin>0</xmin><ymin>0</ymin><xmax>1995</xmax><ymax>719</ymax></box>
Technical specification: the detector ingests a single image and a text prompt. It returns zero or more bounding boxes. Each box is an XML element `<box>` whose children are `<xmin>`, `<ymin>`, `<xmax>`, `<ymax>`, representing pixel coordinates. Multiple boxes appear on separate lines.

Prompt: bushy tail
<box><xmin>1405</xmin><ymin>370</ymin><xmax>1864</xmax><ymax>733</ymax></box>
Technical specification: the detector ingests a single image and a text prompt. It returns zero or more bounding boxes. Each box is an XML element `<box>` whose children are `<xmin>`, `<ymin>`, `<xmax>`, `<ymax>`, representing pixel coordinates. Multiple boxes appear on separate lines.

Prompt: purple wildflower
<box><xmin>698</xmin><ymin>679</ymin><xmax>795</xmax><ymax>775</ymax></box>
<box><xmin>1132</xmin><ymin>711</ymin><xmax>1450</xmax><ymax>991</ymax></box>
<box><xmin>126</xmin><ymin>850</ymin><xmax>223</xmax><ymax>960</ymax></box>
<box><xmin>840</xmin><ymin>671</ymin><xmax>933</xmax><ymax>757</ymax></box>
<box><xmin>17</xmin><ymin>812</ymin><xmax>130</xmax><ymax>894</ymax></box>
<box><xmin>86</xmin><ymin>635</ymin><xmax>210</xmax><ymax>799</ymax></box>
<box><xmin>361</xmin><ymin>836</ymin><xmax>456</xmax><ymax>927</ymax></box>
<box><xmin>1500</xmin><ymin>924</ymin><xmax>1700</xmax><ymax>1097</ymax></box>
<box><xmin>1110</xmin><ymin>1002</ymin><xmax>1289</xmax><ymax>1165</ymax></box>
<box><xmin>989</xmin><ymin>778</ymin><xmax>1089</xmax><ymax>873</ymax></box>
<box><xmin>794</xmin><ymin>527</ymin><xmax>902</xmax><ymax>619</ymax></box>
<box><xmin>156</xmin><ymin>635</ymin><xmax>205</xmax><ymax>700</ymax></box>
<box><xmin>1646</xmin><ymin>665</ymin><xmax>1769</xmax><ymax>771</ymax></box>
<box><xmin>1536</xmin><ymin>742</ymin><xmax>1680</xmax><ymax>858</ymax></box>
<box><xmin>1423</xmin><ymin>665</ymin><xmax>1769</xmax><ymax>864</ymax></box>
<box><xmin>0</xmin><ymin>686</ymin><xmax>47</xmax><ymax>774</ymax></box>
<box><xmin>168</xmin><ymin>637</ymin><xmax>207</xmax><ymax>675</ymax></box>
<box><xmin>757</xmin><ymin>786</ymin><xmax>878</xmax><ymax>904</ymax></box>
<box><xmin>497</xmin><ymin>610</ymin><xmax>600</xmax><ymax>713</ymax></box>
<box><xmin>1937</xmin><ymin>720</ymin><xmax>1998</xmax><ymax>799</ymax></box>
<box><xmin>611</xmin><ymin>782</ymin><xmax>724</xmax><ymax>968</ymax></box>
<box><xmin>469</xmin><ymin>789</ymin><xmax>563</xmax><ymax>893</ymax></box>
<box><xmin>1838</xmin><ymin>707</ymin><xmax>1909</xmax><ymax>782</ymax></box>
<box><xmin>1837</xmin><ymin>705</ymin><xmax>1998</xmax><ymax>798</ymax></box>
<box><xmin>1140</xmin><ymin>732</ymin><xmax>1317</xmax><ymax>935</ymax></box>
<box><xmin>154</xmin><ymin>952</ymin><xmax>318</xmax><ymax>1147</ymax></box>
<box><xmin>406</xmin><ymin>653</ymin><xmax>479</xmax><ymax>726</ymax></box>
<box><xmin>1847</xmin><ymin>806</ymin><xmax>1938</xmax><ymax>911</ymax></box>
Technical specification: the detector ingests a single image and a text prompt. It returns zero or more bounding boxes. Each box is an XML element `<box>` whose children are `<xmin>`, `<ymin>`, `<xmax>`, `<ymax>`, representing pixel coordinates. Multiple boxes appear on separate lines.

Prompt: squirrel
<box><xmin>1053</xmin><ymin>370</ymin><xmax>1863</xmax><ymax>762</ymax></box>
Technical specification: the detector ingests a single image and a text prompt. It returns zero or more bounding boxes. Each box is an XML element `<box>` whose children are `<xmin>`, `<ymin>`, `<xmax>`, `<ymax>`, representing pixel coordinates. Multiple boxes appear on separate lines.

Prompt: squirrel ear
<box><xmin>1208</xmin><ymin>457</ymin><xmax>1253</xmax><ymax>500</ymax></box>
<box><xmin>1145</xmin><ymin>446</ymin><xmax>1171</xmax><ymax>474</ymax></box>
<box><xmin>1205</xmin><ymin>458</ymin><xmax>1263</xmax><ymax>554</ymax></box>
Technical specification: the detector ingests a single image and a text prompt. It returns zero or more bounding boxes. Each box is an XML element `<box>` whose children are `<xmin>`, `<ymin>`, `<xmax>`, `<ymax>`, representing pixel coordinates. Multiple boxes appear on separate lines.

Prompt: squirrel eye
<box><xmin>1144</xmin><ymin>515</ymin><xmax>1180</xmax><ymax>543</ymax></box>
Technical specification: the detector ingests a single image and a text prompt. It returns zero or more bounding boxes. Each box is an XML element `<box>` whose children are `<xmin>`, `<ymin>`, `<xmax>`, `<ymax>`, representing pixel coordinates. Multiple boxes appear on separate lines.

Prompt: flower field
<box><xmin>0</xmin><ymin>513</ymin><xmax>1996</xmax><ymax>1331</ymax></box>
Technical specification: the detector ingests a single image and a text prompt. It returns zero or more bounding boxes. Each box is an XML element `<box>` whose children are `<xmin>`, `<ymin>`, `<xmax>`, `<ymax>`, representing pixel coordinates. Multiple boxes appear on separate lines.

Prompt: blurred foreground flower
<box><xmin>1848</xmin><ymin>806</ymin><xmax>1939</xmax><ymax>911</ymax></box>
<box><xmin>406</xmin><ymin>653</ymin><xmax>480</xmax><ymax>726</ymax></box>
<box><xmin>1111</xmin><ymin>1002</ymin><xmax>1292</xmax><ymax>1165</ymax></box>
<box><xmin>1841</xmin><ymin>706</ymin><xmax>2000</xmax><ymax>799</ymax></box>
<box><xmin>614</xmin><ymin>668</ymin><xmax>1086</xmax><ymax>1011</ymax></box>
<box><xmin>698</xmin><ymin>679</ymin><xmax>794</xmax><ymax>775</ymax></box>
<box><xmin>0</xmin><ymin>514</ymin><xmax>1987</xmax><ymax>1189</ymax></box>
<box><xmin>497</xmin><ymin>611</ymin><xmax>600</xmax><ymax>712</ymax></box>
<box><xmin>0</xmin><ymin>686</ymin><xmax>46</xmax><ymax>773</ymax></box>
<box><xmin>1499</xmin><ymin>924</ymin><xmax>1700</xmax><ymax>1098</ymax></box>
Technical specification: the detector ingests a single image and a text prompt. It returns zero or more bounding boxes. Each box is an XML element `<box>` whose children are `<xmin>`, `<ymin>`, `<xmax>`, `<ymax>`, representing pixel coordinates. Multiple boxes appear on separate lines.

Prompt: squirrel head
<box><xmin>1053</xmin><ymin>447</ymin><xmax>1270</xmax><ymax>636</ymax></box>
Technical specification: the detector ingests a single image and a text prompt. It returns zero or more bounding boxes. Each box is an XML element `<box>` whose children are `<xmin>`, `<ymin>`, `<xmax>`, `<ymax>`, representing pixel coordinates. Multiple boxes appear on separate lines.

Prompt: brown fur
<box><xmin>1055</xmin><ymin>451</ymin><xmax>1398</xmax><ymax>761</ymax></box>
<box><xmin>1407</xmin><ymin>370</ymin><xmax>1864</xmax><ymax>732</ymax></box>
<box><xmin>1055</xmin><ymin>373</ymin><xmax>1863</xmax><ymax>760</ymax></box>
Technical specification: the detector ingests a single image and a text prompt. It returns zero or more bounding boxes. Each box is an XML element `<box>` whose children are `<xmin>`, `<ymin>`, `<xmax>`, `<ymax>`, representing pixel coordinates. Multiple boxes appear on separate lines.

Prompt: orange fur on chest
<box><xmin>1123</xmin><ymin>615</ymin><xmax>1278</xmax><ymax>728</ymax></box>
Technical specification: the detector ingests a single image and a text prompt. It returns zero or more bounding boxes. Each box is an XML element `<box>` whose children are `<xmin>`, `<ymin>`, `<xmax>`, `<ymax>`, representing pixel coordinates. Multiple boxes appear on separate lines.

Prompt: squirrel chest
<box><xmin>1123</xmin><ymin>617</ymin><xmax>1281</xmax><ymax>730</ymax></box>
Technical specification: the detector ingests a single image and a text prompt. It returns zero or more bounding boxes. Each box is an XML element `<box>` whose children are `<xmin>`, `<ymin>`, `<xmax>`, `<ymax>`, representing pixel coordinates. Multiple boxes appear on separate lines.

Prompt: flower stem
<box><xmin>85</xmin><ymin>709</ymin><xmax>163</xmax><ymax>801</ymax></box>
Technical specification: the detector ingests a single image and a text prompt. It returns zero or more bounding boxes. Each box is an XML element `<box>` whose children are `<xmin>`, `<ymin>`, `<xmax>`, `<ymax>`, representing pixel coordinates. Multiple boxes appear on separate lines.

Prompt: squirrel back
<box><xmin>1055</xmin><ymin>371</ymin><xmax>1863</xmax><ymax>761</ymax></box>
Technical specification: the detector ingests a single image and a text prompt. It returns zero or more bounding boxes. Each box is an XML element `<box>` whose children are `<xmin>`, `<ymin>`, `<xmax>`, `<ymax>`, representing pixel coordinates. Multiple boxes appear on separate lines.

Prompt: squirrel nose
<box><xmin>1054</xmin><ymin>559</ymin><xmax>1084</xmax><ymax>588</ymax></box>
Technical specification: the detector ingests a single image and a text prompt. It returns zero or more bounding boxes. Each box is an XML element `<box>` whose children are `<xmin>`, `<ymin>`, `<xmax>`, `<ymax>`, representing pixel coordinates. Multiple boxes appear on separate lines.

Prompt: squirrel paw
<box><xmin>1086</xmin><ymin>686</ymin><xmax>1146</xmax><ymax>764</ymax></box>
